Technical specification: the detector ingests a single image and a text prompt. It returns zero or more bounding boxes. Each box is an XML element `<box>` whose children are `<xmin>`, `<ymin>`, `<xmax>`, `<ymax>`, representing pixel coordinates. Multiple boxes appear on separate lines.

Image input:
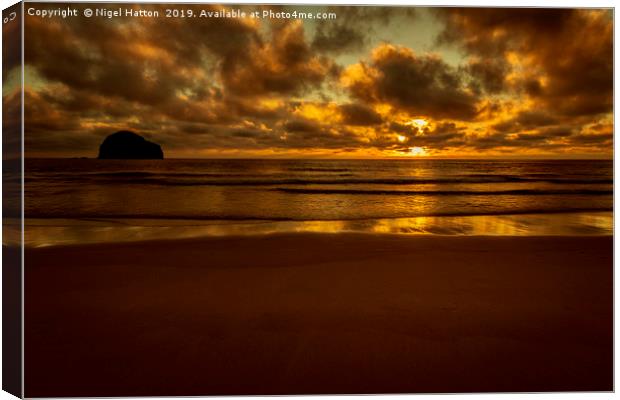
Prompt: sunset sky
<box><xmin>7</xmin><ymin>4</ymin><xmax>613</xmax><ymax>158</ymax></box>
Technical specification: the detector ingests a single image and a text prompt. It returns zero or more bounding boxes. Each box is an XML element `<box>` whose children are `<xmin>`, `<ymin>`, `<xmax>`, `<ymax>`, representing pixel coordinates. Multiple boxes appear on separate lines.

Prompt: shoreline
<box><xmin>21</xmin><ymin>210</ymin><xmax>614</xmax><ymax>247</ymax></box>
<box><xmin>24</xmin><ymin>234</ymin><xmax>613</xmax><ymax>396</ymax></box>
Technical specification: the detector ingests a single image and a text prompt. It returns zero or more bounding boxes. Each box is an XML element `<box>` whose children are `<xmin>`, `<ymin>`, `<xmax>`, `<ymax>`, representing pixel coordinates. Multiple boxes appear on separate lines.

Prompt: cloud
<box><xmin>311</xmin><ymin>6</ymin><xmax>415</xmax><ymax>54</ymax></box>
<box><xmin>338</xmin><ymin>103</ymin><xmax>383</xmax><ymax>126</ymax></box>
<box><xmin>436</xmin><ymin>8</ymin><xmax>613</xmax><ymax>116</ymax></box>
<box><xmin>493</xmin><ymin>110</ymin><xmax>559</xmax><ymax>133</ymax></box>
<box><xmin>221</xmin><ymin>20</ymin><xmax>334</xmax><ymax>96</ymax></box>
<box><xmin>25</xmin><ymin>16</ymin><xmax>207</xmax><ymax>106</ymax></box>
<box><xmin>284</xmin><ymin>119</ymin><xmax>321</xmax><ymax>133</ymax></box>
<box><xmin>568</xmin><ymin>123</ymin><xmax>613</xmax><ymax>147</ymax></box>
<box><xmin>470</xmin><ymin>124</ymin><xmax>603</xmax><ymax>151</ymax></box>
<box><xmin>25</xmin><ymin>5</ymin><xmax>333</xmax><ymax>105</ymax></box>
<box><xmin>312</xmin><ymin>23</ymin><xmax>365</xmax><ymax>55</ymax></box>
<box><xmin>19</xmin><ymin>5</ymin><xmax>612</xmax><ymax>157</ymax></box>
<box><xmin>341</xmin><ymin>44</ymin><xmax>480</xmax><ymax>120</ymax></box>
<box><xmin>465</xmin><ymin>59</ymin><xmax>507</xmax><ymax>94</ymax></box>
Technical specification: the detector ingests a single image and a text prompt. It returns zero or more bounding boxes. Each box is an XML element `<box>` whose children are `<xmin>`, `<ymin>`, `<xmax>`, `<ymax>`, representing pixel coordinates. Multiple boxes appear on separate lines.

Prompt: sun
<box><xmin>397</xmin><ymin>135</ymin><xmax>407</xmax><ymax>143</ymax></box>
<box><xmin>409</xmin><ymin>146</ymin><xmax>427</xmax><ymax>156</ymax></box>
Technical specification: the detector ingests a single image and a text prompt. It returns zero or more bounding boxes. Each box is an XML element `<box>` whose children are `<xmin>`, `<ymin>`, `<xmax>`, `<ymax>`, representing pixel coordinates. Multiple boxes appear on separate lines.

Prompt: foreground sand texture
<box><xmin>25</xmin><ymin>234</ymin><xmax>612</xmax><ymax>396</ymax></box>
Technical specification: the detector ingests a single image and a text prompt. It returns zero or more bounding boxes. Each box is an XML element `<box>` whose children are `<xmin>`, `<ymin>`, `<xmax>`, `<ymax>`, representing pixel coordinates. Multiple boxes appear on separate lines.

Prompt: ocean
<box><xmin>21</xmin><ymin>158</ymin><xmax>613</xmax><ymax>246</ymax></box>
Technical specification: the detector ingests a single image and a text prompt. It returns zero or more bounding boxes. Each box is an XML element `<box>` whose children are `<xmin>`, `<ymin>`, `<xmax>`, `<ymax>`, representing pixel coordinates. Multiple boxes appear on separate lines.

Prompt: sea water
<box><xmin>20</xmin><ymin>158</ymin><xmax>613</xmax><ymax>246</ymax></box>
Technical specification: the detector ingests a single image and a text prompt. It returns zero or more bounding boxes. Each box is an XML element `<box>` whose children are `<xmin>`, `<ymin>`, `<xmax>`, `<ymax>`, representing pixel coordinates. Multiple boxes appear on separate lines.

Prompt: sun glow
<box><xmin>409</xmin><ymin>146</ymin><xmax>427</xmax><ymax>156</ymax></box>
<box><xmin>397</xmin><ymin>135</ymin><xmax>407</xmax><ymax>143</ymax></box>
<box><xmin>407</xmin><ymin>118</ymin><xmax>428</xmax><ymax>129</ymax></box>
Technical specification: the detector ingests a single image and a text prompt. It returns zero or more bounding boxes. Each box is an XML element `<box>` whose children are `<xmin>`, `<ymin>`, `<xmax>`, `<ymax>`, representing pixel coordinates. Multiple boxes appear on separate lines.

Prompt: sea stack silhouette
<box><xmin>98</xmin><ymin>131</ymin><xmax>164</xmax><ymax>159</ymax></box>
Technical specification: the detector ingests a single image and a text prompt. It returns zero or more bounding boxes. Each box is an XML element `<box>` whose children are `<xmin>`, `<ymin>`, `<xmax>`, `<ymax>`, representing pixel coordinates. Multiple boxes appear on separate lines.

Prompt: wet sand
<box><xmin>24</xmin><ymin>234</ymin><xmax>612</xmax><ymax>396</ymax></box>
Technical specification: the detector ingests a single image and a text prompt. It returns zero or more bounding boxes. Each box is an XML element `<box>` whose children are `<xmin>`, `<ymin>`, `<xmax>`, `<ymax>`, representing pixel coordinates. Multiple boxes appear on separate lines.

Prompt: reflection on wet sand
<box><xmin>23</xmin><ymin>211</ymin><xmax>613</xmax><ymax>247</ymax></box>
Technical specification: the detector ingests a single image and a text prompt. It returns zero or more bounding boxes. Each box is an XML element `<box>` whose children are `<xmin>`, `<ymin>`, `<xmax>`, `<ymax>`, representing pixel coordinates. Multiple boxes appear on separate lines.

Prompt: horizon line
<box><xmin>22</xmin><ymin>156</ymin><xmax>614</xmax><ymax>161</ymax></box>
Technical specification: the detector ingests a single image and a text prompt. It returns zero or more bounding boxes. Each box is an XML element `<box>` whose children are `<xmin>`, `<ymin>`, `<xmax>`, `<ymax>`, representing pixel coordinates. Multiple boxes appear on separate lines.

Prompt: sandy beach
<box><xmin>24</xmin><ymin>234</ymin><xmax>612</xmax><ymax>396</ymax></box>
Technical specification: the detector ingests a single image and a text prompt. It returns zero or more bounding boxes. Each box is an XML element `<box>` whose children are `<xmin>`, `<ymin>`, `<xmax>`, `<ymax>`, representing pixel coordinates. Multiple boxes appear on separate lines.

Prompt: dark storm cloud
<box><xmin>536</xmin><ymin>126</ymin><xmax>575</xmax><ymax>138</ymax></box>
<box><xmin>436</xmin><ymin>8</ymin><xmax>613</xmax><ymax>117</ymax></box>
<box><xmin>465</xmin><ymin>59</ymin><xmax>507</xmax><ymax>94</ymax></box>
<box><xmin>343</xmin><ymin>44</ymin><xmax>479</xmax><ymax>120</ymax></box>
<box><xmin>220</xmin><ymin>21</ymin><xmax>334</xmax><ymax>96</ymax></box>
<box><xmin>225</xmin><ymin>98</ymin><xmax>285</xmax><ymax>121</ymax></box>
<box><xmin>569</xmin><ymin>133</ymin><xmax>612</xmax><ymax>145</ymax></box>
<box><xmin>493</xmin><ymin>111</ymin><xmax>559</xmax><ymax>133</ymax></box>
<box><xmin>21</xmin><ymin>86</ymin><xmax>196</xmax><ymax>157</ymax></box>
<box><xmin>467</xmin><ymin>132</ymin><xmax>560</xmax><ymax>151</ymax></box>
<box><xmin>283</xmin><ymin>126</ymin><xmax>364</xmax><ymax>150</ymax></box>
<box><xmin>149</xmin><ymin>5</ymin><xmax>261</xmax><ymax>64</ymax></box>
<box><xmin>402</xmin><ymin>122</ymin><xmax>467</xmax><ymax>149</ymax></box>
<box><xmin>408</xmin><ymin>132</ymin><xmax>465</xmax><ymax>148</ymax></box>
<box><xmin>470</xmin><ymin>124</ymin><xmax>601</xmax><ymax>151</ymax></box>
<box><xmin>515</xmin><ymin>111</ymin><xmax>560</xmax><ymax>128</ymax></box>
<box><xmin>25</xmin><ymin>4</ymin><xmax>332</xmax><ymax>105</ymax></box>
<box><xmin>191</xmin><ymin>116</ymin><xmax>364</xmax><ymax>151</ymax></box>
<box><xmin>230</xmin><ymin>128</ymin><xmax>263</xmax><ymax>139</ymax></box>
<box><xmin>513</xmin><ymin>133</ymin><xmax>549</xmax><ymax>142</ymax></box>
<box><xmin>436</xmin><ymin>8</ymin><xmax>578</xmax><ymax>56</ymax></box>
<box><xmin>284</xmin><ymin>119</ymin><xmax>321</xmax><ymax>133</ymax></box>
<box><xmin>149</xmin><ymin>7</ymin><xmax>333</xmax><ymax>97</ymax></box>
<box><xmin>339</xmin><ymin>103</ymin><xmax>383</xmax><ymax>126</ymax></box>
<box><xmin>388</xmin><ymin>122</ymin><xmax>416</xmax><ymax>135</ymax></box>
<box><xmin>24</xmin><ymin>89</ymin><xmax>83</xmax><ymax>134</ymax></box>
<box><xmin>311</xmin><ymin>6</ymin><xmax>415</xmax><ymax>54</ymax></box>
<box><xmin>26</xmin><ymin>19</ymin><xmax>198</xmax><ymax>106</ymax></box>
<box><xmin>433</xmin><ymin>122</ymin><xmax>466</xmax><ymax>135</ymax></box>
<box><xmin>312</xmin><ymin>23</ymin><xmax>366</xmax><ymax>55</ymax></box>
<box><xmin>566</xmin><ymin>123</ymin><xmax>613</xmax><ymax>147</ymax></box>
